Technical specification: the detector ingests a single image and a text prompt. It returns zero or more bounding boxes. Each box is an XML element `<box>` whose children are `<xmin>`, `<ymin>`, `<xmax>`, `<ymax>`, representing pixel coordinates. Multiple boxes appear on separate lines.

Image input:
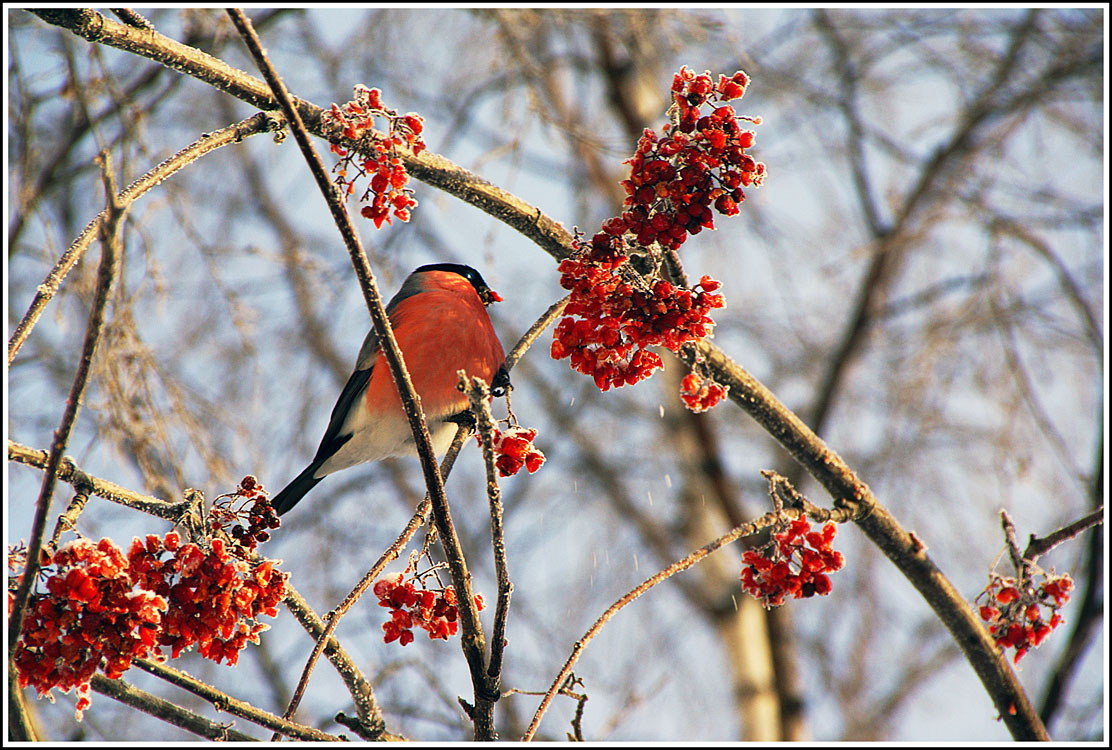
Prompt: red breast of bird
<box><xmin>315</xmin><ymin>269</ymin><xmax>505</xmax><ymax>477</ymax></box>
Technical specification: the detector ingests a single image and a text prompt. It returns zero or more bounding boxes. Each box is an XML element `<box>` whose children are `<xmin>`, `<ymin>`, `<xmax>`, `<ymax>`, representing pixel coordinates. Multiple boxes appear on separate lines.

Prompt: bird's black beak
<box><xmin>491</xmin><ymin>365</ymin><xmax>511</xmax><ymax>397</ymax></box>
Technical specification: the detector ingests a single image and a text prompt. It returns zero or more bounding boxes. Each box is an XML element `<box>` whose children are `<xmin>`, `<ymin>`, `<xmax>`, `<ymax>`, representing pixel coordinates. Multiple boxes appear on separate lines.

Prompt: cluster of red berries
<box><xmin>210</xmin><ymin>475</ymin><xmax>281</xmax><ymax>552</ymax></box>
<box><xmin>740</xmin><ymin>517</ymin><xmax>845</xmax><ymax>608</ymax></box>
<box><xmin>373</xmin><ymin>572</ymin><xmax>485</xmax><ymax>646</ymax></box>
<box><xmin>680</xmin><ymin>368</ymin><xmax>730</xmax><ymax>413</ymax></box>
<box><xmin>550</xmin><ymin>68</ymin><xmax>760</xmax><ymax>406</ymax></box>
<box><xmin>977</xmin><ymin>571</ymin><xmax>1072</xmax><ymax>664</ymax></box>
<box><xmin>10</xmin><ymin>538</ymin><xmax>166</xmax><ymax>720</ymax></box>
<box><xmin>11</xmin><ymin>497</ymin><xmax>287</xmax><ymax>719</ymax></box>
<box><xmin>126</xmin><ymin>532</ymin><xmax>286</xmax><ymax>665</ymax></box>
<box><xmin>484</xmin><ymin>425</ymin><xmax>546</xmax><ymax>477</ymax></box>
<box><xmin>551</xmin><ymin>237</ymin><xmax>726</xmax><ymax>391</ymax></box>
<box><xmin>618</xmin><ymin>66</ymin><xmax>765</xmax><ymax>251</ymax></box>
<box><xmin>322</xmin><ymin>84</ymin><xmax>426</xmax><ymax>228</ymax></box>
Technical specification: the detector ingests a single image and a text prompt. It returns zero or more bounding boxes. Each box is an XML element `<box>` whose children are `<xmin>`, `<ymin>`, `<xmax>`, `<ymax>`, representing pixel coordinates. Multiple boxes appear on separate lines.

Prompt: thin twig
<box><xmin>522</xmin><ymin>509</ymin><xmax>784</xmax><ymax>741</ymax></box>
<box><xmin>1000</xmin><ymin>509</ymin><xmax>1031</xmax><ymax>581</ymax></box>
<box><xmin>761</xmin><ymin>470</ymin><xmax>856</xmax><ymax>524</ymax></box>
<box><xmin>278</xmin><ymin>583</ymin><xmax>384</xmax><ymax>735</ymax></box>
<box><xmin>132</xmin><ymin>658</ymin><xmax>343</xmax><ymax>741</ymax></box>
<box><xmin>8</xmin><ymin>151</ymin><xmax>125</xmax><ymax>669</ymax></box>
<box><xmin>7</xmin><ymin>112</ymin><xmax>281</xmax><ymax>364</ymax></box>
<box><xmin>277</xmin><ymin>428</ymin><xmax>469</xmax><ymax>735</ymax></box>
<box><xmin>504</xmin><ymin>673</ymin><xmax>588</xmax><ymax>742</ymax></box>
<box><xmin>1022</xmin><ymin>508</ymin><xmax>1103</xmax><ymax>565</ymax></box>
<box><xmin>48</xmin><ymin>488</ymin><xmax>92</xmax><ymax>550</ymax></box>
<box><xmin>333</xmin><ymin>711</ymin><xmax>390</xmax><ymax>741</ymax></box>
<box><xmin>504</xmin><ymin>294</ymin><xmax>570</xmax><ymax>373</ymax></box>
<box><xmin>464</xmin><ymin>375</ymin><xmax>514</xmax><ymax>693</ymax></box>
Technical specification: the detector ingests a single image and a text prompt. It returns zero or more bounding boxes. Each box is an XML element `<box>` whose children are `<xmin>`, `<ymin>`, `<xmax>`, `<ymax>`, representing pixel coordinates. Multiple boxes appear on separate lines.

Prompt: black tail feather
<box><xmin>271</xmin><ymin>462</ymin><xmax>325</xmax><ymax>516</ymax></box>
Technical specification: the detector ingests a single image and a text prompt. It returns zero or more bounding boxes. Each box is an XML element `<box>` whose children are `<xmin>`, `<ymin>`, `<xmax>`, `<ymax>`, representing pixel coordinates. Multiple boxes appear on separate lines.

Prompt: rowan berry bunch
<box><xmin>11</xmin><ymin>491</ymin><xmax>288</xmax><ymax>720</ymax></box>
<box><xmin>620</xmin><ymin>66</ymin><xmax>765</xmax><ymax>251</ymax></box>
<box><xmin>551</xmin><ymin>237</ymin><xmax>727</xmax><ymax>391</ymax></box>
<box><xmin>373</xmin><ymin>571</ymin><xmax>486</xmax><ymax>646</ymax></box>
<box><xmin>976</xmin><ymin>570</ymin><xmax>1072</xmax><ymax>664</ymax></box>
<box><xmin>209</xmin><ymin>474</ymin><xmax>281</xmax><ymax>553</ymax></box>
<box><xmin>322</xmin><ymin>84</ymin><xmax>426</xmax><ymax>228</ymax></box>
<box><xmin>680</xmin><ymin>361</ymin><xmax>729</xmax><ymax>413</ymax></box>
<box><xmin>10</xmin><ymin>538</ymin><xmax>166</xmax><ymax>720</ymax></box>
<box><xmin>551</xmin><ymin>67</ymin><xmax>762</xmax><ymax>405</ymax></box>
<box><xmin>483</xmin><ymin>425</ymin><xmax>546</xmax><ymax>477</ymax></box>
<box><xmin>127</xmin><ymin>533</ymin><xmax>287</xmax><ymax>665</ymax></box>
<box><xmin>740</xmin><ymin>516</ymin><xmax>846</xmax><ymax>608</ymax></box>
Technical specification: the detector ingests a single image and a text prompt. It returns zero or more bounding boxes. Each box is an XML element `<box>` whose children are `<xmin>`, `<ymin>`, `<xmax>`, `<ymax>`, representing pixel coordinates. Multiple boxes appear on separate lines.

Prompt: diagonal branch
<box><xmin>131</xmin><ymin>658</ymin><xmax>344</xmax><ymax>741</ymax></box>
<box><xmin>90</xmin><ymin>673</ymin><xmax>259</xmax><ymax>741</ymax></box>
<box><xmin>522</xmin><ymin>508</ymin><xmax>788</xmax><ymax>740</ymax></box>
<box><xmin>7</xmin><ymin>111</ymin><xmax>281</xmax><ymax>365</ymax></box>
<box><xmin>276</xmin><ymin>428</ymin><xmax>469</xmax><ymax>737</ymax></box>
<box><xmin>8</xmin><ymin>440</ymin><xmax>187</xmax><ymax>521</ymax></box>
<box><xmin>225</xmin><ymin>8</ymin><xmax>495</xmax><ymax>737</ymax></box>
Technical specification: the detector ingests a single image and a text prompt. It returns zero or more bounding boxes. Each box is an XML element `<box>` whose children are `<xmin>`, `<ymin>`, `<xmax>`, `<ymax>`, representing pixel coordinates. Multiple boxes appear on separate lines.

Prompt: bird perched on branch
<box><xmin>272</xmin><ymin>263</ymin><xmax>509</xmax><ymax>516</ymax></box>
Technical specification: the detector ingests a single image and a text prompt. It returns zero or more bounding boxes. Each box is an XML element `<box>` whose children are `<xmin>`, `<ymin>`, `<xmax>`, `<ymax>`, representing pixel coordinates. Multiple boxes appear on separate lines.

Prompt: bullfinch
<box><xmin>272</xmin><ymin>263</ymin><xmax>509</xmax><ymax>516</ymax></box>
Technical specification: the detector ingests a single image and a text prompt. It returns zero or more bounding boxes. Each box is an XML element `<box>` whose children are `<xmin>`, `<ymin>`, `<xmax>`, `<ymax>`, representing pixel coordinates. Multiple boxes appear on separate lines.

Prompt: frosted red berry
<box><xmin>481</xmin><ymin>426</ymin><xmax>546</xmax><ymax>477</ymax></box>
<box><xmin>374</xmin><ymin>572</ymin><xmax>486</xmax><ymax>647</ymax></box>
<box><xmin>976</xmin><ymin>571</ymin><xmax>1072</xmax><ymax>664</ymax></box>
<box><xmin>322</xmin><ymin>85</ymin><xmax>426</xmax><ymax>228</ymax></box>
<box><xmin>741</xmin><ymin>517</ymin><xmax>845</xmax><ymax>608</ymax></box>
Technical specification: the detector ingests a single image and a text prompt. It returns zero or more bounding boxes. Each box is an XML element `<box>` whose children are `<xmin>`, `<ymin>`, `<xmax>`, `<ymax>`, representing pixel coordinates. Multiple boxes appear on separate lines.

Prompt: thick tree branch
<box><xmin>225</xmin><ymin>9</ymin><xmax>490</xmax><ymax>735</ymax></box>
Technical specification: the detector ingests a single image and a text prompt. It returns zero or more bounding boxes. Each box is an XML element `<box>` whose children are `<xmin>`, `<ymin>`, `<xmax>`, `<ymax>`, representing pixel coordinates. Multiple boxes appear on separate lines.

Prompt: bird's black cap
<box><xmin>415</xmin><ymin>263</ymin><xmax>499</xmax><ymax>304</ymax></box>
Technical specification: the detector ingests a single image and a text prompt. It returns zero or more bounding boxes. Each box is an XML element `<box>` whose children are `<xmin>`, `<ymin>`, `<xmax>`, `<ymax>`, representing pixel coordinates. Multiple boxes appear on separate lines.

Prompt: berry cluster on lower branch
<box><xmin>740</xmin><ymin>516</ymin><xmax>845</xmax><ymax>608</ymax></box>
<box><xmin>374</xmin><ymin>572</ymin><xmax>485</xmax><ymax>646</ymax></box>
<box><xmin>9</xmin><ymin>477</ymin><xmax>287</xmax><ymax>721</ymax></box>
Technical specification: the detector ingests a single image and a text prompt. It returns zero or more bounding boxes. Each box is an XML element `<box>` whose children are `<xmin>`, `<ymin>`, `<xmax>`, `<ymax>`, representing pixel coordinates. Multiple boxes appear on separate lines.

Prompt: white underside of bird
<box><xmin>314</xmin><ymin>396</ymin><xmax>460</xmax><ymax>478</ymax></box>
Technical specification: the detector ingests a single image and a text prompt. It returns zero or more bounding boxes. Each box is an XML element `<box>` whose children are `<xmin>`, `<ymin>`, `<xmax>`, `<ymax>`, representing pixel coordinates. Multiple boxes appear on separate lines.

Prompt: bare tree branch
<box><xmin>9</xmin><ymin>151</ymin><xmax>126</xmax><ymax>665</ymax></box>
<box><xmin>8</xmin><ymin>112</ymin><xmax>282</xmax><ymax>364</ymax></box>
